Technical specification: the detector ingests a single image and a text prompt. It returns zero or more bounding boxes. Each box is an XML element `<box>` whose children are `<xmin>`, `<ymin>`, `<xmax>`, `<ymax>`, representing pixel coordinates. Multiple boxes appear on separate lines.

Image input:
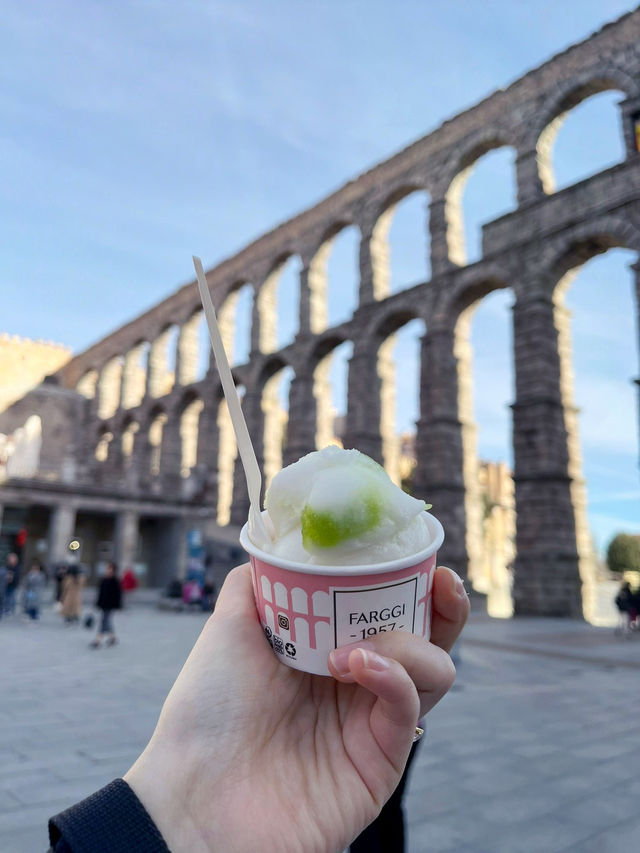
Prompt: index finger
<box><xmin>429</xmin><ymin>566</ymin><xmax>470</xmax><ymax>653</ymax></box>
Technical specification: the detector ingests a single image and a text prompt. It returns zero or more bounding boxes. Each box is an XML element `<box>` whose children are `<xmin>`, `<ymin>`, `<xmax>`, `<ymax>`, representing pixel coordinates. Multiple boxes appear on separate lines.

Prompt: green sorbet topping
<box><xmin>301</xmin><ymin>493</ymin><xmax>382</xmax><ymax>549</ymax></box>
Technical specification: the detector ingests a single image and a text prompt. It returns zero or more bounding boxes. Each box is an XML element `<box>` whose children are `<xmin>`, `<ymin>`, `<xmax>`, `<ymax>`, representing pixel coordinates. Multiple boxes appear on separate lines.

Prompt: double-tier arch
<box><xmin>368</xmin><ymin>307</ymin><xmax>426</xmax><ymax>485</ymax></box>
<box><xmin>448</xmin><ymin>271</ymin><xmax>514</xmax><ymax>615</ymax></box>
<box><xmin>217</xmin><ymin>279</ymin><xmax>255</xmax><ymax>367</ymax></box>
<box><xmin>121</xmin><ymin>340</ymin><xmax>149</xmax><ymax>409</ymax></box>
<box><xmin>310</xmin><ymin>332</ymin><xmax>353</xmax><ymax>450</ymax></box>
<box><xmin>176</xmin><ymin>390</ymin><xmax>205</xmax><ymax>478</ymax></box>
<box><xmin>257</xmin><ymin>254</ymin><xmax>301</xmax><ymax>353</ymax></box>
<box><xmin>147</xmin><ymin>405</ymin><xmax>168</xmax><ymax>478</ymax></box>
<box><xmin>442</xmin><ymin>129</ymin><xmax>518</xmax><ymax>267</ymax></box>
<box><xmin>368</xmin><ymin>183</ymin><xmax>431</xmax><ymax>298</ymax></box>
<box><xmin>305</xmin><ymin>221</ymin><xmax>360</xmax><ymax>333</ymax></box>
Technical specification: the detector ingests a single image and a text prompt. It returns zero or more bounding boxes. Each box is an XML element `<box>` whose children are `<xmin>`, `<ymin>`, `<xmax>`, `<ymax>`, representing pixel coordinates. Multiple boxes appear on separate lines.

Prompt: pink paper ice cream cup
<box><xmin>239</xmin><ymin>510</ymin><xmax>444</xmax><ymax>676</ymax></box>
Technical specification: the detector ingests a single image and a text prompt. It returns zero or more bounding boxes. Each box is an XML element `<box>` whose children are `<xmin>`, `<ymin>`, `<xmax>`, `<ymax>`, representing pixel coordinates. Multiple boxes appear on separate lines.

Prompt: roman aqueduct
<box><xmin>2</xmin><ymin>10</ymin><xmax>640</xmax><ymax>614</ymax></box>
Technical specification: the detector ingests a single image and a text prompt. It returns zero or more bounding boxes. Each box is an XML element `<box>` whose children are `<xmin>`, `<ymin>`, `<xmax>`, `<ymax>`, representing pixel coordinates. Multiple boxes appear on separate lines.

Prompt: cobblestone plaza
<box><xmin>1</xmin><ymin>598</ymin><xmax>638</xmax><ymax>853</ymax></box>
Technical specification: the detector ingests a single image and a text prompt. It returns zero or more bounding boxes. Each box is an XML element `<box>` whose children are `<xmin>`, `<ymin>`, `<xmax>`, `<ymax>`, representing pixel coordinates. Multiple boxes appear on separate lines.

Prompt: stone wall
<box><xmin>0</xmin><ymin>335</ymin><xmax>71</xmax><ymax>414</ymax></box>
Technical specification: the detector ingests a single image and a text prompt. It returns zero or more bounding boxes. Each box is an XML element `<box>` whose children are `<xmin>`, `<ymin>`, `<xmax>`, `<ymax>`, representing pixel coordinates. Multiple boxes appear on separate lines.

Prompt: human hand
<box><xmin>125</xmin><ymin>564</ymin><xmax>469</xmax><ymax>853</ymax></box>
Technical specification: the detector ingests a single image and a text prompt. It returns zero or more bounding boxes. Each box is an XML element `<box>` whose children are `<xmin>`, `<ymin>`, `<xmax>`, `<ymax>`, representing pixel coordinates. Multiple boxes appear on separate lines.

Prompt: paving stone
<box><xmin>558</xmin><ymin>817</ymin><xmax>640</xmax><ymax>853</ymax></box>
<box><xmin>2</xmin><ymin>604</ymin><xmax>639</xmax><ymax>852</ymax></box>
<box><xmin>2</xmin><ymin>826</ymin><xmax>51</xmax><ymax>853</ymax></box>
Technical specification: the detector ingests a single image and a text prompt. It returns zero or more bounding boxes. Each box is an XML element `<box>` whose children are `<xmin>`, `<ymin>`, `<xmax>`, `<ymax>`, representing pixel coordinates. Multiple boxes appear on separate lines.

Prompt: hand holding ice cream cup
<box><xmin>240</xmin><ymin>445</ymin><xmax>444</xmax><ymax>676</ymax></box>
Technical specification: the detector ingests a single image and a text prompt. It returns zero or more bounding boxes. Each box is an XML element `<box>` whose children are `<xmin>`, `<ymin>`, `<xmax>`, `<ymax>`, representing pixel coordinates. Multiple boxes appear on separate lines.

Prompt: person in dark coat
<box><xmin>4</xmin><ymin>552</ymin><xmax>20</xmax><ymax>615</ymax></box>
<box><xmin>91</xmin><ymin>562</ymin><xmax>122</xmax><ymax>648</ymax></box>
<box><xmin>615</xmin><ymin>581</ymin><xmax>637</xmax><ymax>631</ymax></box>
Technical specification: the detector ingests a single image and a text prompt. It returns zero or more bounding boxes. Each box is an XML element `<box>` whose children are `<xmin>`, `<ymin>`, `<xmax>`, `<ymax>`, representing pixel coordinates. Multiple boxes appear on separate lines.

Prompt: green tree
<box><xmin>606</xmin><ymin>533</ymin><xmax>640</xmax><ymax>574</ymax></box>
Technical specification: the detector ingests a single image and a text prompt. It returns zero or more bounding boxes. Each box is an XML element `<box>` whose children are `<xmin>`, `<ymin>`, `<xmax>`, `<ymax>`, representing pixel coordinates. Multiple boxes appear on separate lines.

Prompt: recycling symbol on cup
<box><xmin>285</xmin><ymin>642</ymin><xmax>296</xmax><ymax>658</ymax></box>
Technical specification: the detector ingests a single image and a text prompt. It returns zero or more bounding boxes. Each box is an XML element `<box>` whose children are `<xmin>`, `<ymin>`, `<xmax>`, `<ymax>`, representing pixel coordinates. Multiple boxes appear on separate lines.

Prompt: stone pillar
<box><xmin>511</xmin><ymin>293</ymin><xmax>582</xmax><ymax>617</ymax></box>
<box><xmin>343</xmin><ymin>344</ymin><xmax>383</xmax><ymax>463</ymax></box>
<box><xmin>298</xmin><ymin>264</ymin><xmax>312</xmax><ymax>336</ymax></box>
<box><xmin>359</xmin><ymin>216</ymin><xmax>393</xmax><ymax>305</ymax></box>
<box><xmin>114</xmin><ymin>510</ymin><xmax>139</xmax><ymax>571</ymax></box>
<box><xmin>250</xmin><ymin>285</ymin><xmax>263</xmax><ymax>355</ymax></box>
<box><xmin>196</xmin><ymin>400</ymin><xmax>220</xmax><ymax>507</ymax></box>
<box><xmin>429</xmin><ymin>198</ymin><xmax>455</xmax><ymax>278</ymax></box>
<box><xmin>358</xmin><ymin>227</ymin><xmax>377</xmax><ymax>305</ymax></box>
<box><xmin>159</xmin><ymin>415</ymin><xmax>182</xmax><ymax>494</ymax></box>
<box><xmin>413</xmin><ymin>325</ymin><xmax>469</xmax><ymax>579</ymax></box>
<box><xmin>515</xmin><ymin>149</ymin><xmax>545</xmax><ymax>206</ymax></box>
<box><xmin>284</xmin><ymin>371</ymin><xmax>317</xmax><ymax>466</ymax></box>
<box><xmin>632</xmin><ymin>260</ymin><xmax>640</xmax><ymax>469</ymax></box>
<box><xmin>48</xmin><ymin>504</ymin><xmax>77</xmax><ymax>565</ymax></box>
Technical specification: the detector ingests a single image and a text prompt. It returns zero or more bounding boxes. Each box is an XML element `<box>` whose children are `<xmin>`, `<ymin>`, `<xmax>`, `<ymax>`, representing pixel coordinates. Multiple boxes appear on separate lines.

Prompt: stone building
<box><xmin>0</xmin><ymin>335</ymin><xmax>71</xmax><ymax>414</ymax></box>
<box><xmin>1</xmin><ymin>10</ymin><xmax>640</xmax><ymax>612</ymax></box>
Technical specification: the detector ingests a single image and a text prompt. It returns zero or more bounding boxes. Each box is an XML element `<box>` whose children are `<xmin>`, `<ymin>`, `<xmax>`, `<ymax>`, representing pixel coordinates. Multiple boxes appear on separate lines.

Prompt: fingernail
<box><xmin>446</xmin><ymin>567</ymin><xmax>467</xmax><ymax>598</ymax></box>
<box><xmin>330</xmin><ymin>640</ymin><xmax>375</xmax><ymax>676</ymax></box>
<box><xmin>359</xmin><ymin>649</ymin><xmax>390</xmax><ymax>672</ymax></box>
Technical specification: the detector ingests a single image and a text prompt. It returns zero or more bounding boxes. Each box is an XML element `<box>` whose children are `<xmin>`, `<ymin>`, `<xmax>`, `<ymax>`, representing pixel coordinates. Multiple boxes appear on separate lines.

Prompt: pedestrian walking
<box><xmin>54</xmin><ymin>563</ymin><xmax>68</xmax><ymax>605</ymax></box>
<box><xmin>91</xmin><ymin>562</ymin><xmax>122</xmax><ymax>648</ymax></box>
<box><xmin>3</xmin><ymin>552</ymin><xmax>21</xmax><ymax>615</ymax></box>
<box><xmin>22</xmin><ymin>560</ymin><xmax>46</xmax><ymax>620</ymax></box>
<box><xmin>120</xmin><ymin>566</ymin><xmax>138</xmax><ymax>608</ymax></box>
<box><xmin>61</xmin><ymin>564</ymin><xmax>84</xmax><ymax>623</ymax></box>
<box><xmin>614</xmin><ymin>580</ymin><xmax>637</xmax><ymax>633</ymax></box>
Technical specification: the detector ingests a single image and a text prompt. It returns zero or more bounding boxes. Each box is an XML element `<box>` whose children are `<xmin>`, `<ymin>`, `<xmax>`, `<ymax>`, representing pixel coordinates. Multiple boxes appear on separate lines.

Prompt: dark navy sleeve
<box><xmin>48</xmin><ymin>778</ymin><xmax>171</xmax><ymax>853</ymax></box>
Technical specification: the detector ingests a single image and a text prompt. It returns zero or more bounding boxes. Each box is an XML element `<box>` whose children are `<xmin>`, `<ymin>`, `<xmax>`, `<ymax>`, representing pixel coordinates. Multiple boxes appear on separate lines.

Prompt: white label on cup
<box><xmin>332</xmin><ymin>576</ymin><xmax>418</xmax><ymax>646</ymax></box>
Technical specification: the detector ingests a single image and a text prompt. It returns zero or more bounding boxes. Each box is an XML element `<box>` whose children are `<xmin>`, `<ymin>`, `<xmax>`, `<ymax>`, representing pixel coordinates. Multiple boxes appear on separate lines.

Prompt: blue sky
<box><xmin>1</xmin><ymin>0</ymin><xmax>638</xmax><ymax>554</ymax></box>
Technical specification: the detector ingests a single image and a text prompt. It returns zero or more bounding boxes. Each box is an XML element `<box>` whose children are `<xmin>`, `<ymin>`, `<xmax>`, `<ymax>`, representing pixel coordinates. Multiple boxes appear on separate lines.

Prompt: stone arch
<box><xmin>304</xmin><ymin>223</ymin><xmax>356</xmax><ymax>333</ymax></box>
<box><xmin>148</xmin><ymin>323</ymin><xmax>179</xmax><ymax>398</ymax></box>
<box><xmin>257</xmin><ymin>357</ymin><xmax>294</xmax><ymax>488</ymax></box>
<box><xmin>218</xmin><ymin>280</ymin><xmax>254</xmax><ymax>366</ymax></box>
<box><xmin>257</xmin><ymin>254</ymin><xmax>301</xmax><ymax>353</ymax></box>
<box><xmin>310</xmin><ymin>334</ymin><xmax>353</xmax><ymax>449</ymax></box>
<box><xmin>121</xmin><ymin>340</ymin><xmax>149</xmax><ymax>409</ymax></box>
<box><xmin>527</xmin><ymin>232</ymin><xmax>639</xmax><ymax>619</ymax></box>
<box><xmin>215</xmin><ymin>379</ymin><xmax>244</xmax><ymax>525</ymax></box>
<box><xmin>177</xmin><ymin>309</ymin><xmax>207</xmax><ymax>386</ymax></box>
<box><xmin>450</xmin><ymin>276</ymin><xmax>514</xmax><ymax>611</ymax></box>
<box><xmin>444</xmin><ymin>133</ymin><xmax>516</xmax><ymax>266</ymax></box>
<box><xmin>120</xmin><ymin>415</ymin><xmax>140</xmax><ymax>463</ymax></box>
<box><xmin>95</xmin><ymin>424</ymin><xmax>114</xmax><ymax>463</ymax></box>
<box><xmin>447</xmin><ymin>269</ymin><xmax>513</xmax><ymax>321</ymax></box>
<box><xmin>98</xmin><ymin>356</ymin><xmax>124</xmax><ymax>419</ymax></box>
<box><xmin>537</xmin><ymin>214</ymin><xmax>640</xmax><ymax>296</ymax></box>
<box><xmin>76</xmin><ymin>369</ymin><xmax>99</xmax><ymax>400</ymax></box>
<box><xmin>178</xmin><ymin>392</ymin><xmax>205</xmax><ymax>477</ymax></box>
<box><xmin>369</xmin><ymin>308</ymin><xmax>425</xmax><ymax>484</ymax></box>
<box><xmin>533</xmin><ymin>67</ymin><xmax>637</xmax><ymax>193</ymax></box>
<box><xmin>370</xmin><ymin>185</ymin><xmax>431</xmax><ymax>297</ymax></box>
<box><xmin>148</xmin><ymin>406</ymin><xmax>168</xmax><ymax>477</ymax></box>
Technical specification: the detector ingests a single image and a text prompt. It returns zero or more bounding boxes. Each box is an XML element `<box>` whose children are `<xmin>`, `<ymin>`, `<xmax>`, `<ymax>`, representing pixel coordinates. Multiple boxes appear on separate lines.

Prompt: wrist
<box><xmin>125</xmin><ymin>739</ymin><xmax>225</xmax><ymax>853</ymax></box>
